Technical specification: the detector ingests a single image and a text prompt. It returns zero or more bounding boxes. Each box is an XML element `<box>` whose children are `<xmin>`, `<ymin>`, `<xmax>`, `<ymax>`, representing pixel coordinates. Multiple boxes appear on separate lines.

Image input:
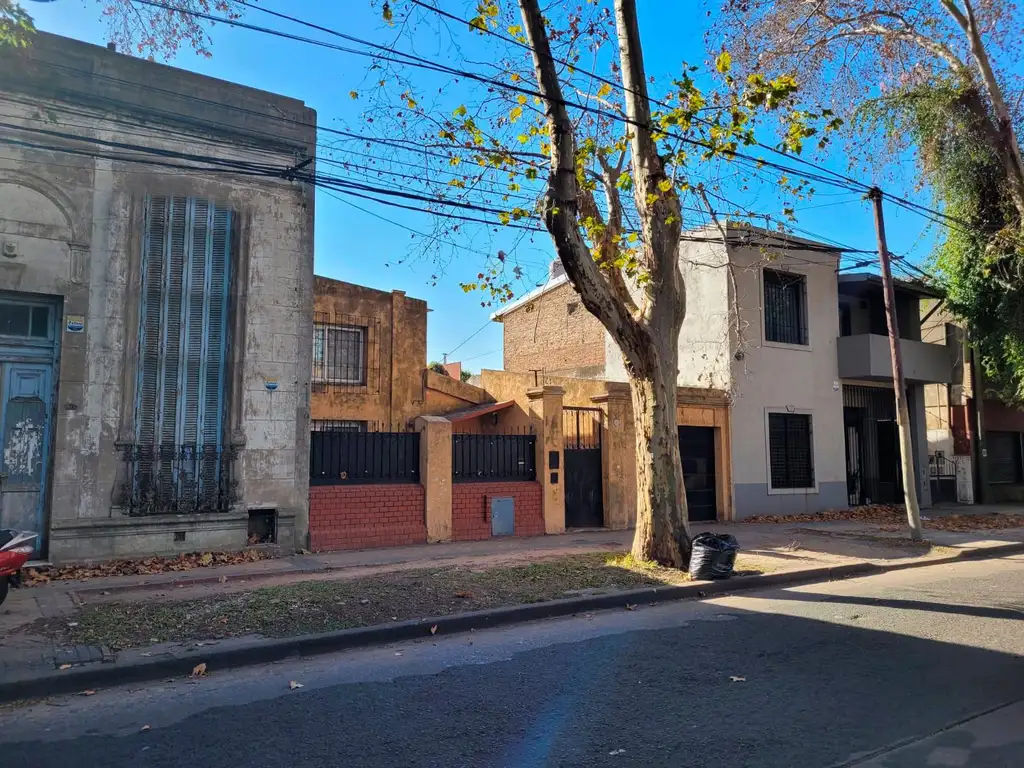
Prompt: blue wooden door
<box><xmin>0</xmin><ymin>363</ymin><xmax>52</xmax><ymax>555</ymax></box>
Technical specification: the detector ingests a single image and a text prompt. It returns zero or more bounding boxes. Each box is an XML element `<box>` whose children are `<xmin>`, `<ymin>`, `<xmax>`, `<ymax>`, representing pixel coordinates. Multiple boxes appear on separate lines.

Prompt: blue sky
<box><xmin>23</xmin><ymin>0</ymin><xmax>937</xmax><ymax>372</ymax></box>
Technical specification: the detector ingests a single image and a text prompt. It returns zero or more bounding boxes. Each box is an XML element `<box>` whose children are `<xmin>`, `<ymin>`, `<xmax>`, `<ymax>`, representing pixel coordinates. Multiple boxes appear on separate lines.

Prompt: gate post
<box><xmin>416</xmin><ymin>415</ymin><xmax>452</xmax><ymax>542</ymax></box>
<box><xmin>592</xmin><ymin>385</ymin><xmax>635</xmax><ymax>529</ymax></box>
<box><xmin>527</xmin><ymin>385</ymin><xmax>565</xmax><ymax>534</ymax></box>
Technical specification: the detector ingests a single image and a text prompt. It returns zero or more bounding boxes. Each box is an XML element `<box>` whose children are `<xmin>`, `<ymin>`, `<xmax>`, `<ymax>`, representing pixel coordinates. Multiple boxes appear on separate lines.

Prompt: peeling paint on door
<box><xmin>3</xmin><ymin>416</ymin><xmax>43</xmax><ymax>481</ymax></box>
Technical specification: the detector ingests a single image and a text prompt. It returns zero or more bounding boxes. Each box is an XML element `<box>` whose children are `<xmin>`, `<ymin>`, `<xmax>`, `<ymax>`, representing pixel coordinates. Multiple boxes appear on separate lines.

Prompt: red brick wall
<box><xmin>451</xmin><ymin>482</ymin><xmax>544</xmax><ymax>541</ymax></box>
<box><xmin>309</xmin><ymin>484</ymin><xmax>426</xmax><ymax>551</ymax></box>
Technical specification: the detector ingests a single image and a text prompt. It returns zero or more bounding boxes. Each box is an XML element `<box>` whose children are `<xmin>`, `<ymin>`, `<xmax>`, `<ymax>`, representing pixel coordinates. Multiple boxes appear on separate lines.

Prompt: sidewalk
<box><xmin>3</xmin><ymin>515</ymin><xmax>1024</xmax><ymax>702</ymax></box>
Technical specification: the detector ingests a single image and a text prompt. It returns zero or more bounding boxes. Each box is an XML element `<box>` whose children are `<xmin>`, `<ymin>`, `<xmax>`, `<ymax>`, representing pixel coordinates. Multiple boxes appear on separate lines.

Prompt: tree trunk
<box><xmin>627</xmin><ymin>336</ymin><xmax>691</xmax><ymax>567</ymax></box>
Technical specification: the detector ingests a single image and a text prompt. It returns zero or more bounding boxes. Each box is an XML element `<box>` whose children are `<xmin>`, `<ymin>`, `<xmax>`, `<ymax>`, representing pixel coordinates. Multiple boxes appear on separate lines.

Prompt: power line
<box><xmin>130</xmin><ymin>0</ymin><xmax>873</xmax><ymax>198</ymax></box>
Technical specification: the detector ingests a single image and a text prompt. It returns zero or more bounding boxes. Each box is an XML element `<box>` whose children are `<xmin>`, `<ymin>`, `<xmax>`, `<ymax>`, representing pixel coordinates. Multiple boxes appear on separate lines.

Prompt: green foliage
<box><xmin>0</xmin><ymin>0</ymin><xmax>34</xmax><ymax>49</ymax></box>
<box><xmin>861</xmin><ymin>80</ymin><xmax>1024</xmax><ymax>402</ymax></box>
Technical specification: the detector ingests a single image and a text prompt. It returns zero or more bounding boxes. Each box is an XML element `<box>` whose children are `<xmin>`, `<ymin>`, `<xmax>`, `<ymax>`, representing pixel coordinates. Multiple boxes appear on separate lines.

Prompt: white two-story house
<box><xmin>494</xmin><ymin>221</ymin><xmax>957</xmax><ymax>520</ymax></box>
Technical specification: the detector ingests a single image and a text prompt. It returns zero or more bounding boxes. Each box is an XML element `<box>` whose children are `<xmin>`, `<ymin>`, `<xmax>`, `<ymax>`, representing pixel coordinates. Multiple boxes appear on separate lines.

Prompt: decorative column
<box><xmin>416</xmin><ymin>415</ymin><xmax>453</xmax><ymax>542</ymax></box>
<box><xmin>527</xmin><ymin>385</ymin><xmax>565</xmax><ymax>534</ymax></box>
<box><xmin>592</xmin><ymin>384</ymin><xmax>635</xmax><ymax>529</ymax></box>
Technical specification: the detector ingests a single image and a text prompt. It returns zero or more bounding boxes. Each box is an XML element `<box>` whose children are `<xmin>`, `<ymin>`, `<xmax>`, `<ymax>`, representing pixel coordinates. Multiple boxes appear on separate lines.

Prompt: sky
<box><xmin>20</xmin><ymin>0</ymin><xmax>939</xmax><ymax>373</ymax></box>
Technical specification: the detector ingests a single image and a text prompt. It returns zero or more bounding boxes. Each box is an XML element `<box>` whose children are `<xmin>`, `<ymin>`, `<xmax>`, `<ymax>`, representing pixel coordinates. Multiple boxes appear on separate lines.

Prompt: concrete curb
<box><xmin>3</xmin><ymin>541</ymin><xmax>1023</xmax><ymax>703</ymax></box>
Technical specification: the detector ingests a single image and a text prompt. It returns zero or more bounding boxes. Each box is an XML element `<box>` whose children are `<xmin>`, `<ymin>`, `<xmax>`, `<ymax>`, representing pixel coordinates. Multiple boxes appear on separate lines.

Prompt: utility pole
<box><xmin>869</xmin><ymin>187</ymin><xmax>923</xmax><ymax>541</ymax></box>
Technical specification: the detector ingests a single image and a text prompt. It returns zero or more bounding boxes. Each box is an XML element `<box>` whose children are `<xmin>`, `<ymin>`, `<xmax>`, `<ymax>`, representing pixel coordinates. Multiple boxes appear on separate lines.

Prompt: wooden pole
<box><xmin>869</xmin><ymin>187</ymin><xmax>923</xmax><ymax>540</ymax></box>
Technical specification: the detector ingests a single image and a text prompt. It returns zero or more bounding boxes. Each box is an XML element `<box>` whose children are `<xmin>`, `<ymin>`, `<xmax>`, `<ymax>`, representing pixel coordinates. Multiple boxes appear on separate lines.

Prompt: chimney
<box><xmin>106</xmin><ymin>42</ymin><xmax>117</xmax><ymax>52</ymax></box>
<box><xmin>548</xmin><ymin>258</ymin><xmax>565</xmax><ymax>282</ymax></box>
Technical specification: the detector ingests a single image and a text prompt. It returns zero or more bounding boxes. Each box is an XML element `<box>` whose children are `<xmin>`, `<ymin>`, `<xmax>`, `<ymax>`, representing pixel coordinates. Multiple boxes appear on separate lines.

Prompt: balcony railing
<box><xmin>118</xmin><ymin>443</ymin><xmax>238</xmax><ymax>516</ymax></box>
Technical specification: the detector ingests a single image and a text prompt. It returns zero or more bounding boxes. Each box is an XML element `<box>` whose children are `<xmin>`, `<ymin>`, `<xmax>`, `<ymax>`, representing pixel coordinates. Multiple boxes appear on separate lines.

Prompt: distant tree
<box><xmin>713</xmin><ymin>0</ymin><xmax>1024</xmax><ymax>401</ymax></box>
<box><xmin>460</xmin><ymin>369</ymin><xmax>473</xmax><ymax>383</ymax></box>
<box><xmin>428</xmin><ymin>361</ymin><xmax>450</xmax><ymax>376</ymax></box>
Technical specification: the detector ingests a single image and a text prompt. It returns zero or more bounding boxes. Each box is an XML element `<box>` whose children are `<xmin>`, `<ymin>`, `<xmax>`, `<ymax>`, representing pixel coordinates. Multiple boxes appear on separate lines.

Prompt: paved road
<box><xmin>3</xmin><ymin>556</ymin><xmax>1024</xmax><ymax>767</ymax></box>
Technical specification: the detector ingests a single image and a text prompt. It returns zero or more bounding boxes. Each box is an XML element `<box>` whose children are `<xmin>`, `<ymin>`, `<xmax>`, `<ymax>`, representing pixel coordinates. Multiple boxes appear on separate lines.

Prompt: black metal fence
<box><xmin>452</xmin><ymin>433</ymin><xmax>536</xmax><ymax>482</ymax></box>
<box><xmin>310</xmin><ymin>422</ymin><xmax>419</xmax><ymax>484</ymax></box>
<box><xmin>118</xmin><ymin>443</ymin><xmax>238</xmax><ymax>516</ymax></box>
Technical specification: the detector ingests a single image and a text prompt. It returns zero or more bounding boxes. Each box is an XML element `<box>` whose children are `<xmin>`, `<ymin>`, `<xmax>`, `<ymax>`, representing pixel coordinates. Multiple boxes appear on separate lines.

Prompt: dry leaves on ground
<box><xmin>288</xmin><ymin>680</ymin><xmax>303</xmax><ymax>690</ymax></box>
<box><xmin>744</xmin><ymin>504</ymin><xmax>1024</xmax><ymax>532</ymax></box>
<box><xmin>23</xmin><ymin>549</ymin><xmax>273</xmax><ymax>585</ymax></box>
<box><xmin>191</xmin><ymin>663</ymin><xmax>207</xmax><ymax>678</ymax></box>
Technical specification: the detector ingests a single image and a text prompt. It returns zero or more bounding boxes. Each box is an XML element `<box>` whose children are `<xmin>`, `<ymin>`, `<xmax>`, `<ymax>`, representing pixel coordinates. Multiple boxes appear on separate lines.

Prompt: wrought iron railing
<box><xmin>452</xmin><ymin>433</ymin><xmax>536</xmax><ymax>482</ymax></box>
<box><xmin>118</xmin><ymin>443</ymin><xmax>238</xmax><ymax>516</ymax></box>
<box><xmin>310</xmin><ymin>424</ymin><xmax>420</xmax><ymax>484</ymax></box>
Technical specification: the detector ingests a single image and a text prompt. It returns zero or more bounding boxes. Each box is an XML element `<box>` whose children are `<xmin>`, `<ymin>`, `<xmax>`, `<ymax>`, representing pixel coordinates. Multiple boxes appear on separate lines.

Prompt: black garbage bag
<box><xmin>688</xmin><ymin>532</ymin><xmax>739</xmax><ymax>580</ymax></box>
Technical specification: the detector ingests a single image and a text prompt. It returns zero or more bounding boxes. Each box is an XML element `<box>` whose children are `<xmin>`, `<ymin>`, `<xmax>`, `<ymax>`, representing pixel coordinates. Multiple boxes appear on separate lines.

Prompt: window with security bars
<box><xmin>986</xmin><ymin>431</ymin><xmax>1023</xmax><ymax>484</ymax></box>
<box><xmin>313</xmin><ymin>324</ymin><xmax>367</xmax><ymax>384</ymax></box>
<box><xmin>763</xmin><ymin>269</ymin><xmax>808</xmax><ymax>345</ymax></box>
<box><xmin>127</xmin><ymin>195</ymin><xmax>234</xmax><ymax>515</ymax></box>
<box><xmin>768</xmin><ymin>412</ymin><xmax>815</xmax><ymax>489</ymax></box>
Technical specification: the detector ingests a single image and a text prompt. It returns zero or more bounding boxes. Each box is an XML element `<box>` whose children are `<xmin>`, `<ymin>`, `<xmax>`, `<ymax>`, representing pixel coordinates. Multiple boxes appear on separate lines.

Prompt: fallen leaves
<box><xmin>82</xmin><ymin>689</ymin><xmax>96</xmax><ymax>696</ymax></box>
<box><xmin>454</xmin><ymin>591</ymin><xmax>474</xmax><ymax>599</ymax></box>
<box><xmin>729</xmin><ymin>676</ymin><xmax>747</xmax><ymax>682</ymax></box>
<box><xmin>22</xmin><ymin>549</ymin><xmax>273</xmax><ymax>585</ymax></box>
<box><xmin>58</xmin><ymin>664</ymin><xmax>72</xmax><ymax>671</ymax></box>
<box><xmin>191</xmin><ymin>663</ymin><xmax>207</xmax><ymax>678</ymax></box>
<box><xmin>625</xmin><ymin>604</ymin><xmax>637</xmax><ymax>611</ymax></box>
<box><xmin>609</xmin><ymin>749</ymin><xmax>627</xmax><ymax>756</ymax></box>
<box><xmin>743</xmin><ymin>504</ymin><xmax>1024</xmax><ymax>533</ymax></box>
<box><xmin>430</xmin><ymin>625</ymin><xmax>438</xmax><ymax>635</ymax></box>
<box><xmin>140</xmin><ymin>725</ymin><xmax>151</xmax><ymax>732</ymax></box>
<box><xmin>288</xmin><ymin>680</ymin><xmax>304</xmax><ymax>690</ymax></box>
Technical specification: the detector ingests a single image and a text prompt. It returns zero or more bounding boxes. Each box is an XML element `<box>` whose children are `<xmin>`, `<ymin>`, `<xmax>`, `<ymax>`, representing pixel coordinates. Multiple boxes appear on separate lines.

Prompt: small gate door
<box><xmin>563</xmin><ymin>407</ymin><xmax>603</xmax><ymax>528</ymax></box>
<box><xmin>0</xmin><ymin>363</ymin><xmax>52</xmax><ymax>555</ymax></box>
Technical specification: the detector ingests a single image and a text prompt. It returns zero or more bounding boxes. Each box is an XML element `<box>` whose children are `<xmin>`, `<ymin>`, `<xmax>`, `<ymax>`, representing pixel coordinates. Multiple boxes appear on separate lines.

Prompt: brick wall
<box><xmin>309</xmin><ymin>484</ymin><xmax>426</xmax><ymax>551</ymax></box>
<box><xmin>451</xmin><ymin>482</ymin><xmax>544</xmax><ymax>541</ymax></box>
<box><xmin>501</xmin><ymin>281</ymin><xmax>606</xmax><ymax>375</ymax></box>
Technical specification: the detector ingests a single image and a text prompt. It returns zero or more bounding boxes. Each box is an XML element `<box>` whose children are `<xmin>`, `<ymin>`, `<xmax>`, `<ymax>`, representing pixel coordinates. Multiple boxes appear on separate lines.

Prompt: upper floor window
<box><xmin>764</xmin><ymin>269</ymin><xmax>808</xmax><ymax>345</ymax></box>
<box><xmin>313</xmin><ymin>324</ymin><xmax>367</xmax><ymax>385</ymax></box>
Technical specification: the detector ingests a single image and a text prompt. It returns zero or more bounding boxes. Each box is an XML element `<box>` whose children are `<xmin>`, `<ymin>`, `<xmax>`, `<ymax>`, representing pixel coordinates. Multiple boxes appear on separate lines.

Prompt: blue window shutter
<box><xmin>135</xmin><ymin>195</ymin><xmax>232</xmax><ymax>507</ymax></box>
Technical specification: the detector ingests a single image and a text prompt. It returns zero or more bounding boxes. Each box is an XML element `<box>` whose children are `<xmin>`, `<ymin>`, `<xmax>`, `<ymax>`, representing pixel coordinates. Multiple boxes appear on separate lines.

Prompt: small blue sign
<box><xmin>264</xmin><ymin>380</ymin><xmax>279</xmax><ymax>392</ymax></box>
<box><xmin>66</xmin><ymin>316</ymin><xmax>85</xmax><ymax>333</ymax></box>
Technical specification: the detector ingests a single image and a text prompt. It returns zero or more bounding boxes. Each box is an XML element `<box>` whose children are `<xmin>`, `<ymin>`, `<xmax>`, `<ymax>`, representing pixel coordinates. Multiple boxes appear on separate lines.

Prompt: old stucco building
<box><xmin>0</xmin><ymin>33</ymin><xmax>315</xmax><ymax>562</ymax></box>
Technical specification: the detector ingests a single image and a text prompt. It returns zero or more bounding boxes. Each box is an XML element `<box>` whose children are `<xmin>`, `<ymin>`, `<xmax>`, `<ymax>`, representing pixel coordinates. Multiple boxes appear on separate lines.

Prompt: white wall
<box><xmin>727</xmin><ymin>244</ymin><xmax>848</xmax><ymax>517</ymax></box>
<box><xmin>601</xmin><ymin>235</ymin><xmax>733</xmax><ymax>392</ymax></box>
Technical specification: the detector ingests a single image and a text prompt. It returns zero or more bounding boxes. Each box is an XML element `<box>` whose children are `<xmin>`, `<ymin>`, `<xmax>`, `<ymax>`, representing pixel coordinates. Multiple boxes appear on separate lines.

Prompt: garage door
<box><xmin>678</xmin><ymin>426</ymin><xmax>717</xmax><ymax>522</ymax></box>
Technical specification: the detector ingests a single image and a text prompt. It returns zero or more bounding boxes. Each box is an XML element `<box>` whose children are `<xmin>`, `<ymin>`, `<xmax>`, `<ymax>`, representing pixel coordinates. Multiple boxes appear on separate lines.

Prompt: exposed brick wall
<box><xmin>451</xmin><ymin>482</ymin><xmax>544</xmax><ymax>541</ymax></box>
<box><xmin>309</xmin><ymin>484</ymin><xmax>426</xmax><ymax>551</ymax></box>
<box><xmin>501</xmin><ymin>281</ymin><xmax>606</xmax><ymax>375</ymax></box>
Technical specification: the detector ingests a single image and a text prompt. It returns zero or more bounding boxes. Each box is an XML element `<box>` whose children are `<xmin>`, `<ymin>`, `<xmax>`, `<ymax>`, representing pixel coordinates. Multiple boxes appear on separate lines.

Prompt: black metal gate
<box><xmin>563</xmin><ymin>406</ymin><xmax>604</xmax><ymax>528</ymax></box>
<box><xmin>678</xmin><ymin>426</ymin><xmax>718</xmax><ymax>521</ymax></box>
<box><xmin>929</xmin><ymin>453</ymin><xmax>958</xmax><ymax>504</ymax></box>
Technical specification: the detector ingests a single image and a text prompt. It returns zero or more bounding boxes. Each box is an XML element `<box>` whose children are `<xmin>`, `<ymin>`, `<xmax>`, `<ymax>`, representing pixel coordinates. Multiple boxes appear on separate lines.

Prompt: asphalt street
<box><xmin>2</xmin><ymin>556</ymin><xmax>1023</xmax><ymax>767</ymax></box>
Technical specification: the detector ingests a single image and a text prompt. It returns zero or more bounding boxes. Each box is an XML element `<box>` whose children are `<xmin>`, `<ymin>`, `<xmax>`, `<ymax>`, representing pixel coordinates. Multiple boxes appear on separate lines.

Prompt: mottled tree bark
<box><xmin>519</xmin><ymin>0</ymin><xmax>691</xmax><ymax>566</ymax></box>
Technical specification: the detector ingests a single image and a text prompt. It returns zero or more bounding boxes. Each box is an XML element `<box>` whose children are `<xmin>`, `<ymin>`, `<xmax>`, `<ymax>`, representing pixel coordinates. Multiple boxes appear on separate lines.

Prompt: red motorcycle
<box><xmin>0</xmin><ymin>530</ymin><xmax>37</xmax><ymax>606</ymax></box>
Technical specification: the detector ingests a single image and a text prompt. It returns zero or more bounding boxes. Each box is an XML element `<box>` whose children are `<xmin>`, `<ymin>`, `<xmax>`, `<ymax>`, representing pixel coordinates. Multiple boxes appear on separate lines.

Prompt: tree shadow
<box><xmin>763</xmin><ymin>589</ymin><xmax>1024</xmax><ymax>622</ymax></box>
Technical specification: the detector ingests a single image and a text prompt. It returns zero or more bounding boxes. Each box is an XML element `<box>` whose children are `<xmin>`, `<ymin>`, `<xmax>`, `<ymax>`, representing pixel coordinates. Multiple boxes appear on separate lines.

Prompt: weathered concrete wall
<box><xmin>0</xmin><ymin>33</ymin><xmax>314</xmax><ymax>562</ymax></box>
<box><xmin>728</xmin><ymin>244</ymin><xmax>848</xmax><ymax>518</ymax></box>
<box><xmin>499</xmin><ymin>279</ymin><xmax>606</xmax><ymax>376</ymax></box>
<box><xmin>311</xmin><ymin>277</ymin><xmax>427</xmax><ymax>428</ymax></box>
